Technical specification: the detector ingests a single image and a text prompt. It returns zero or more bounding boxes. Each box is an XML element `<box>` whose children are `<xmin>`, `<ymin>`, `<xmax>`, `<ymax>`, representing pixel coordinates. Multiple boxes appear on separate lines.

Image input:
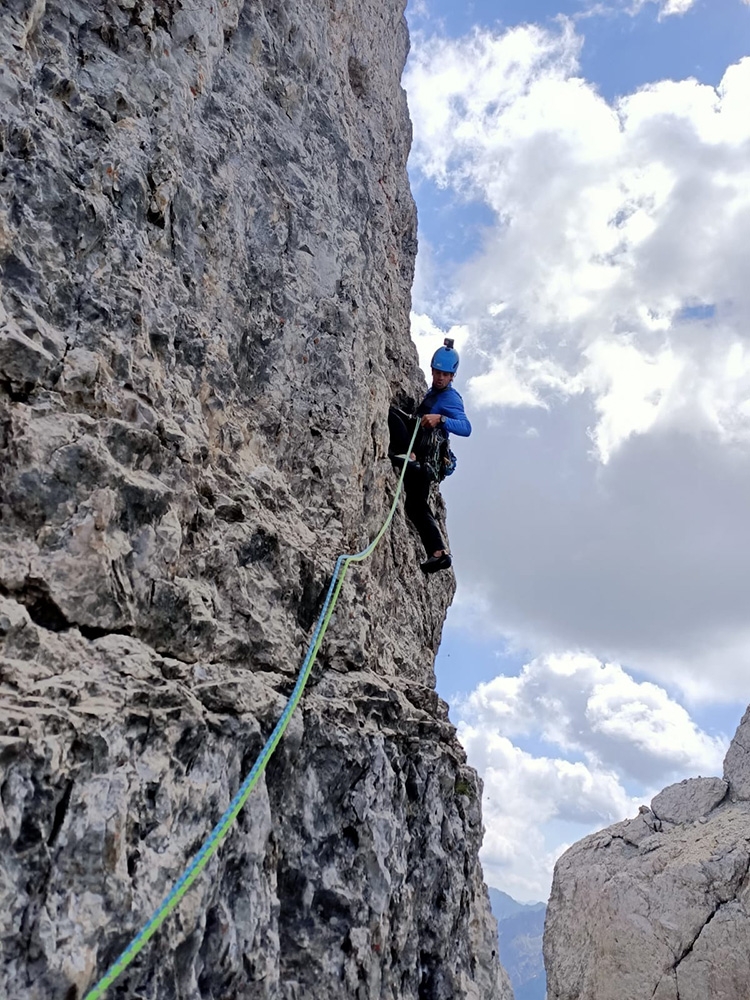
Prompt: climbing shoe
<box><xmin>420</xmin><ymin>552</ymin><xmax>452</xmax><ymax>574</ymax></box>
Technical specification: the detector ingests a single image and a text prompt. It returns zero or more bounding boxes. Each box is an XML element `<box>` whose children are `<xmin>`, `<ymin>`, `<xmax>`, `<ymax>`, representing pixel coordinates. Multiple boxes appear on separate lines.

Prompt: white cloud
<box><xmin>407</xmin><ymin>3</ymin><xmax>750</xmax><ymax>909</ymax></box>
<box><xmin>407</xmin><ymin>23</ymin><xmax>583</xmax><ymax>188</ymax></box>
<box><xmin>583</xmin><ymin>339</ymin><xmax>683</xmax><ymax>463</ymax></box>
<box><xmin>407</xmin><ymin>27</ymin><xmax>750</xmax><ymax>695</ymax></box>
<box><xmin>453</xmin><ymin>652</ymin><xmax>728</xmax><ymax>899</ymax></box>
<box><xmin>614</xmin><ymin>0</ymin><xmax>698</xmax><ymax>15</ymax></box>
<box><xmin>654</xmin><ymin>0</ymin><xmax>696</xmax><ymax>15</ymax></box>
<box><xmin>461</xmin><ymin>726</ymin><xmax>635</xmax><ymax>822</ymax></box>
<box><xmin>470</xmin><ymin>352</ymin><xmax>579</xmax><ymax>410</ymax></box>
<box><xmin>458</xmin><ymin>724</ymin><xmax>641</xmax><ymax>900</ymax></box>
<box><xmin>461</xmin><ymin>652</ymin><xmax>727</xmax><ymax>784</ymax></box>
<box><xmin>579</xmin><ymin>0</ymin><xmax>746</xmax><ymax>23</ymax></box>
<box><xmin>406</xmin><ymin>32</ymin><xmax>750</xmax><ymax>462</ymax></box>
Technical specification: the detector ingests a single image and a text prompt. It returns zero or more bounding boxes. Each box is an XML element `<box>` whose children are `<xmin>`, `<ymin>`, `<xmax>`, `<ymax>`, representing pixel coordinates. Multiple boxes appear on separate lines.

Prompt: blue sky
<box><xmin>404</xmin><ymin>0</ymin><xmax>750</xmax><ymax>901</ymax></box>
<box><xmin>413</xmin><ymin>0</ymin><xmax>750</xmax><ymax>98</ymax></box>
<box><xmin>411</xmin><ymin>0</ymin><xmax>750</xmax><ymax>263</ymax></box>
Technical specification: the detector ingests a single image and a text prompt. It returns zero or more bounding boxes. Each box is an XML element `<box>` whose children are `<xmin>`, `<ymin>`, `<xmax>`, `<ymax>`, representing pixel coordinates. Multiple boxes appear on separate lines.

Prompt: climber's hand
<box><xmin>420</xmin><ymin>413</ymin><xmax>442</xmax><ymax>429</ymax></box>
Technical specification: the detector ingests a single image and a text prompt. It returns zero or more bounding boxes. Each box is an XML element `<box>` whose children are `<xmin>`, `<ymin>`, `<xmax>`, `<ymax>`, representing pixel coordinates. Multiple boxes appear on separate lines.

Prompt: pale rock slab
<box><xmin>724</xmin><ymin>705</ymin><xmax>750</xmax><ymax>800</ymax></box>
<box><xmin>651</xmin><ymin>776</ymin><xmax>728</xmax><ymax>825</ymax></box>
<box><xmin>545</xmin><ymin>713</ymin><xmax>750</xmax><ymax>1000</ymax></box>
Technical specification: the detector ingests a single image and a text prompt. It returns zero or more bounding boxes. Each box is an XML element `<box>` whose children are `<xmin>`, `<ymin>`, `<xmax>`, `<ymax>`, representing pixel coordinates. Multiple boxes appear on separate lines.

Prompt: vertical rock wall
<box><xmin>0</xmin><ymin>1</ymin><xmax>511</xmax><ymax>998</ymax></box>
<box><xmin>544</xmin><ymin>712</ymin><xmax>750</xmax><ymax>1000</ymax></box>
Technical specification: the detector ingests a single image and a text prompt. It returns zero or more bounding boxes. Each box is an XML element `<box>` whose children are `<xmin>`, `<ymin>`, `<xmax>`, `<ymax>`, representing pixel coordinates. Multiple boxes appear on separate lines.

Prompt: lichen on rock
<box><xmin>0</xmin><ymin>1</ymin><xmax>510</xmax><ymax>998</ymax></box>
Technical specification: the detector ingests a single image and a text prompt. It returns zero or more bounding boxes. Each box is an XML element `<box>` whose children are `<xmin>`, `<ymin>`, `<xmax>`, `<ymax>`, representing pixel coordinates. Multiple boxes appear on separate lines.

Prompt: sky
<box><xmin>403</xmin><ymin>0</ymin><xmax>750</xmax><ymax>902</ymax></box>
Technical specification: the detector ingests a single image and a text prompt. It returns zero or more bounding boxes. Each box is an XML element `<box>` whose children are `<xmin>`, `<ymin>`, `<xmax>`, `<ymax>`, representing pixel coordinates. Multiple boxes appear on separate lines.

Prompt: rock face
<box><xmin>544</xmin><ymin>715</ymin><xmax>750</xmax><ymax>1000</ymax></box>
<box><xmin>0</xmin><ymin>2</ymin><xmax>511</xmax><ymax>999</ymax></box>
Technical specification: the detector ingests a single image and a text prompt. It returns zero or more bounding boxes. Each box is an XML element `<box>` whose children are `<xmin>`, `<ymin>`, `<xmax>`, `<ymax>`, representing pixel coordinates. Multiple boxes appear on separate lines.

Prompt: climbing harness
<box><xmin>420</xmin><ymin>427</ymin><xmax>457</xmax><ymax>483</ymax></box>
<box><xmin>82</xmin><ymin>419</ymin><xmax>419</xmax><ymax>1000</ymax></box>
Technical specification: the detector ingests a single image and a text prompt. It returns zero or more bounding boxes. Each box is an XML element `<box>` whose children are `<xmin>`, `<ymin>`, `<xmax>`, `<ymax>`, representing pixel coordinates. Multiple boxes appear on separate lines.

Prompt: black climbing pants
<box><xmin>388</xmin><ymin>407</ymin><xmax>445</xmax><ymax>556</ymax></box>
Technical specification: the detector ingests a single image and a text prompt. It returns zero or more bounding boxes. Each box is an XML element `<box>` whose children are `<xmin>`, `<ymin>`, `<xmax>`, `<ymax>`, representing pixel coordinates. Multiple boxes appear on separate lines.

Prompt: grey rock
<box><xmin>0</xmin><ymin>324</ymin><xmax>57</xmax><ymax>391</ymax></box>
<box><xmin>724</xmin><ymin>705</ymin><xmax>750</xmax><ymax>800</ymax></box>
<box><xmin>545</xmin><ymin>807</ymin><xmax>750</xmax><ymax>1000</ymax></box>
<box><xmin>545</xmin><ymin>714</ymin><xmax>750</xmax><ymax>1000</ymax></box>
<box><xmin>0</xmin><ymin>1</ymin><xmax>511</xmax><ymax>999</ymax></box>
<box><xmin>651</xmin><ymin>776</ymin><xmax>728</xmax><ymax>824</ymax></box>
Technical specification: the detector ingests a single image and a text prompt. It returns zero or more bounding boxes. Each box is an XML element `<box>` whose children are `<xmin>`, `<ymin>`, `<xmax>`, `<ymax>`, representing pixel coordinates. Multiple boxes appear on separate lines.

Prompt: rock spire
<box><xmin>545</xmin><ymin>710</ymin><xmax>750</xmax><ymax>1000</ymax></box>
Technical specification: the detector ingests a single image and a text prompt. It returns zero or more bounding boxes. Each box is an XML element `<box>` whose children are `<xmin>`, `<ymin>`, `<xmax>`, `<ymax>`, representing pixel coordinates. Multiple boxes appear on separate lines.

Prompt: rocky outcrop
<box><xmin>544</xmin><ymin>714</ymin><xmax>750</xmax><ymax>1000</ymax></box>
<box><xmin>0</xmin><ymin>2</ymin><xmax>510</xmax><ymax>999</ymax></box>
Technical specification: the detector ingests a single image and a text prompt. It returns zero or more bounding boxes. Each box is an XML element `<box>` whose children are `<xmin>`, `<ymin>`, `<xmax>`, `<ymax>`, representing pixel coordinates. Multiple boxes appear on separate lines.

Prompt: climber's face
<box><xmin>431</xmin><ymin>368</ymin><xmax>454</xmax><ymax>391</ymax></box>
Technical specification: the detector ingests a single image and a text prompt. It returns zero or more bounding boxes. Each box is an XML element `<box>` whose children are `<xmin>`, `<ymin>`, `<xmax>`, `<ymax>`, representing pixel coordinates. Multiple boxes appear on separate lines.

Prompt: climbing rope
<box><xmin>83</xmin><ymin>419</ymin><xmax>420</xmax><ymax>1000</ymax></box>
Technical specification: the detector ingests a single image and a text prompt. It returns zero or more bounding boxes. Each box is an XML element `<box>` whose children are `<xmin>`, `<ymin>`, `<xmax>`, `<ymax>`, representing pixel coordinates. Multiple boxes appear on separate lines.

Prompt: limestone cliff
<box><xmin>0</xmin><ymin>1</ymin><xmax>511</xmax><ymax>998</ymax></box>
<box><xmin>545</xmin><ymin>712</ymin><xmax>750</xmax><ymax>1000</ymax></box>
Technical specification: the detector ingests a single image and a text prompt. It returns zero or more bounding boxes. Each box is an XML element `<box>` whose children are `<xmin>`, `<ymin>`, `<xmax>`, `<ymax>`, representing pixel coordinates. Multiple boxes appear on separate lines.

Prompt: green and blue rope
<box><xmin>83</xmin><ymin>419</ymin><xmax>420</xmax><ymax>1000</ymax></box>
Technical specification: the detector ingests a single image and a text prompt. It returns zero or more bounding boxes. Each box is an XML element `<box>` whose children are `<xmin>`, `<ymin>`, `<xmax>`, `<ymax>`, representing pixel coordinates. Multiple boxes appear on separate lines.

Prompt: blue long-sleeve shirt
<box><xmin>418</xmin><ymin>385</ymin><xmax>472</xmax><ymax>438</ymax></box>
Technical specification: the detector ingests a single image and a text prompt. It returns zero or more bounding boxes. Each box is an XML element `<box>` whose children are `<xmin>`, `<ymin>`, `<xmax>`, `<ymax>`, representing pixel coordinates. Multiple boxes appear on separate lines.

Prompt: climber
<box><xmin>388</xmin><ymin>338</ymin><xmax>471</xmax><ymax>574</ymax></box>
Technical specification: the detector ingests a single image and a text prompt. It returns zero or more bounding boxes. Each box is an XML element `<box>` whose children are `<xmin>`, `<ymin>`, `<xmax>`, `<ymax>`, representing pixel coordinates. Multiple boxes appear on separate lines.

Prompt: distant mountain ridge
<box><xmin>489</xmin><ymin>889</ymin><xmax>546</xmax><ymax>921</ymax></box>
<box><xmin>489</xmin><ymin>889</ymin><xmax>547</xmax><ymax>1000</ymax></box>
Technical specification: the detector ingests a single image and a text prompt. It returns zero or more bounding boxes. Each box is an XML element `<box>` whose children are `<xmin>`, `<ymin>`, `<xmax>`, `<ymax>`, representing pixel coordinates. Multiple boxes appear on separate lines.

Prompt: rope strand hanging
<box><xmin>83</xmin><ymin>419</ymin><xmax>420</xmax><ymax>1000</ymax></box>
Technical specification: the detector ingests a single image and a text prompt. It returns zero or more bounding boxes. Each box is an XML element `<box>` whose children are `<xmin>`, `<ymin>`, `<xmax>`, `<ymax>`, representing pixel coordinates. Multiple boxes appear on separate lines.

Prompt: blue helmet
<box><xmin>431</xmin><ymin>338</ymin><xmax>459</xmax><ymax>374</ymax></box>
